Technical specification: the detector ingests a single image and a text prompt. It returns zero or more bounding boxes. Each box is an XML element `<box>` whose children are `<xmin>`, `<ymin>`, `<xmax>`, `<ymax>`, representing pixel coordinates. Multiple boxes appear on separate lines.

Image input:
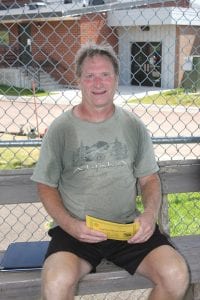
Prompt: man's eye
<box><xmin>102</xmin><ymin>73</ymin><xmax>114</xmax><ymax>78</ymax></box>
<box><xmin>102</xmin><ymin>73</ymin><xmax>110</xmax><ymax>77</ymax></box>
<box><xmin>85</xmin><ymin>74</ymin><xmax>93</xmax><ymax>79</ymax></box>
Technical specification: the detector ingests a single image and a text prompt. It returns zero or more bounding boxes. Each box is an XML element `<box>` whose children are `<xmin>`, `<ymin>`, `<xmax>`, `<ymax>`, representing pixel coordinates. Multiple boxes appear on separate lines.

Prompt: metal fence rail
<box><xmin>0</xmin><ymin>136</ymin><xmax>200</xmax><ymax>147</ymax></box>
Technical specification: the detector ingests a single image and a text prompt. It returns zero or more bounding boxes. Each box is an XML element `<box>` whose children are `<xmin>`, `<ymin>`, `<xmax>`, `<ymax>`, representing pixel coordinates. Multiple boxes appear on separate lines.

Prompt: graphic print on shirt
<box><xmin>72</xmin><ymin>138</ymin><xmax>129</xmax><ymax>174</ymax></box>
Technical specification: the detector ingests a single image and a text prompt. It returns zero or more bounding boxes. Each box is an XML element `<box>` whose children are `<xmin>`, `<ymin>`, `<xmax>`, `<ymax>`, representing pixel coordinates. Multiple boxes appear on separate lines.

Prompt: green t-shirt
<box><xmin>31</xmin><ymin>106</ymin><xmax>158</xmax><ymax>223</ymax></box>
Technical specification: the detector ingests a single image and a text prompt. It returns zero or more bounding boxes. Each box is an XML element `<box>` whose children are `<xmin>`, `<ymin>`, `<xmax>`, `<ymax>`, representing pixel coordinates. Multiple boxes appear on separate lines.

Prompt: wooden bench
<box><xmin>0</xmin><ymin>159</ymin><xmax>200</xmax><ymax>300</ymax></box>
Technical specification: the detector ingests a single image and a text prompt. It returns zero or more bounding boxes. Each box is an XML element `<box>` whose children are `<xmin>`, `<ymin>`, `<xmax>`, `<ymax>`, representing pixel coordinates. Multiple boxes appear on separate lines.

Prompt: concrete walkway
<box><xmin>32</xmin><ymin>85</ymin><xmax>167</xmax><ymax>105</ymax></box>
<box><xmin>0</xmin><ymin>85</ymin><xmax>165</xmax><ymax>103</ymax></box>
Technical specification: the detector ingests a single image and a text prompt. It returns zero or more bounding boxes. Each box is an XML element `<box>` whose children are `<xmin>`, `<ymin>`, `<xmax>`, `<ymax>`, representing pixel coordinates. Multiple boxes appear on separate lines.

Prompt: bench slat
<box><xmin>0</xmin><ymin>159</ymin><xmax>200</xmax><ymax>205</ymax></box>
<box><xmin>0</xmin><ymin>169</ymin><xmax>38</xmax><ymax>205</ymax></box>
<box><xmin>159</xmin><ymin>160</ymin><xmax>200</xmax><ymax>194</ymax></box>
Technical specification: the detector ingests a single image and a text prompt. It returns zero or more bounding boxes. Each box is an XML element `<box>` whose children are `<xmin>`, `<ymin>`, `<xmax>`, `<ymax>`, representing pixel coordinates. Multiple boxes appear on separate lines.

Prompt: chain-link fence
<box><xmin>0</xmin><ymin>0</ymin><xmax>200</xmax><ymax>299</ymax></box>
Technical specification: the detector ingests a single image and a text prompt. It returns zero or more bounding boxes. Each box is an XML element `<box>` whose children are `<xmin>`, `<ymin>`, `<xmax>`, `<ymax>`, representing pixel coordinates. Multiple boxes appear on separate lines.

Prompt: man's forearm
<box><xmin>37</xmin><ymin>182</ymin><xmax>74</xmax><ymax>231</ymax></box>
<box><xmin>139</xmin><ymin>173</ymin><xmax>161</xmax><ymax>221</ymax></box>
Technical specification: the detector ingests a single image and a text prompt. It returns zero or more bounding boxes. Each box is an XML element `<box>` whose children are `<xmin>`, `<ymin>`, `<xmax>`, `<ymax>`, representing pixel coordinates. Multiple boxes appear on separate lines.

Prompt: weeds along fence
<box><xmin>0</xmin><ymin>1</ymin><xmax>200</xmax><ymax>298</ymax></box>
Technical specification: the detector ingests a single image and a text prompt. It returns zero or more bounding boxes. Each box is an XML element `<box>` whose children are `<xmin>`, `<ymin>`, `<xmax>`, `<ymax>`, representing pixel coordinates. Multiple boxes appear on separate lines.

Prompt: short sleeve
<box><xmin>134</xmin><ymin>123</ymin><xmax>159</xmax><ymax>178</ymax></box>
<box><xmin>31</xmin><ymin>121</ymin><xmax>64</xmax><ymax>187</ymax></box>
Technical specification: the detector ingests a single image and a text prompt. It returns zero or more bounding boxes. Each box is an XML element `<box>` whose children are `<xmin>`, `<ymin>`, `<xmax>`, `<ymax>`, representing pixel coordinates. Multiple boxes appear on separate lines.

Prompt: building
<box><xmin>0</xmin><ymin>0</ymin><xmax>200</xmax><ymax>90</ymax></box>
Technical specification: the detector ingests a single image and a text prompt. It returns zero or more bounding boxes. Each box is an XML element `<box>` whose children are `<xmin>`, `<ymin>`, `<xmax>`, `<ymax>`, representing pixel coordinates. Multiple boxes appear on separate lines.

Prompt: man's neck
<box><xmin>73</xmin><ymin>104</ymin><xmax>115</xmax><ymax>123</ymax></box>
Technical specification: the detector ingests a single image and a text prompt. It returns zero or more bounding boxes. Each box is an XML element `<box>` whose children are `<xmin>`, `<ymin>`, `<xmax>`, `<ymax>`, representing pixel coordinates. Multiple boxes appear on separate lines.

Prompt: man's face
<box><xmin>79</xmin><ymin>54</ymin><xmax>118</xmax><ymax>110</ymax></box>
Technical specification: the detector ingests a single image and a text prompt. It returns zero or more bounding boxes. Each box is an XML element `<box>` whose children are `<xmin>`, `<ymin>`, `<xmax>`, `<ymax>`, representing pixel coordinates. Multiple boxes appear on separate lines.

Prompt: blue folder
<box><xmin>0</xmin><ymin>241</ymin><xmax>49</xmax><ymax>271</ymax></box>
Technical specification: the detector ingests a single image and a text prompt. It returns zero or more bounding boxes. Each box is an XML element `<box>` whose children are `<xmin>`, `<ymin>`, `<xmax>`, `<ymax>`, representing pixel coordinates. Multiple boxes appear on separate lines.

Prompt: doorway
<box><xmin>18</xmin><ymin>23</ymin><xmax>32</xmax><ymax>66</ymax></box>
<box><xmin>131</xmin><ymin>42</ymin><xmax>162</xmax><ymax>87</ymax></box>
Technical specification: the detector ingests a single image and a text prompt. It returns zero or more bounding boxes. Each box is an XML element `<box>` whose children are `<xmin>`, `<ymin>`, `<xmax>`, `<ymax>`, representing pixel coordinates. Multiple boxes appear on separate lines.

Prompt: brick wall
<box><xmin>139</xmin><ymin>0</ymin><xmax>189</xmax><ymax>8</ymax></box>
<box><xmin>32</xmin><ymin>14</ymin><xmax>118</xmax><ymax>86</ymax></box>
<box><xmin>32</xmin><ymin>20</ymin><xmax>80</xmax><ymax>85</ymax></box>
<box><xmin>0</xmin><ymin>0</ymin><xmax>28</xmax><ymax>9</ymax></box>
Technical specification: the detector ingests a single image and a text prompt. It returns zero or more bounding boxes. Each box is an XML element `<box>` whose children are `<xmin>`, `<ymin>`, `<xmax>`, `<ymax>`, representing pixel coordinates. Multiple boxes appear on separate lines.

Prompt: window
<box><xmin>0</xmin><ymin>26</ymin><xmax>9</xmax><ymax>46</ymax></box>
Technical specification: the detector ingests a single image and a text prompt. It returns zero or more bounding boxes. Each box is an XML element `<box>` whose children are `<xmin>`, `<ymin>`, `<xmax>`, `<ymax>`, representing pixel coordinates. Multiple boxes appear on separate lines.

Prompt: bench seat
<box><xmin>0</xmin><ymin>235</ymin><xmax>200</xmax><ymax>300</ymax></box>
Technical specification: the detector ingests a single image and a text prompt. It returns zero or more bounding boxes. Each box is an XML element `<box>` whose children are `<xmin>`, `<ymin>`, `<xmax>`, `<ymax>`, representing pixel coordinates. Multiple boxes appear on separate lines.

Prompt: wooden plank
<box><xmin>159</xmin><ymin>160</ymin><xmax>200</xmax><ymax>194</ymax></box>
<box><xmin>0</xmin><ymin>235</ymin><xmax>200</xmax><ymax>299</ymax></box>
<box><xmin>0</xmin><ymin>159</ymin><xmax>199</xmax><ymax>205</ymax></box>
<box><xmin>172</xmin><ymin>235</ymin><xmax>200</xmax><ymax>284</ymax></box>
<box><xmin>0</xmin><ymin>169</ymin><xmax>38</xmax><ymax>205</ymax></box>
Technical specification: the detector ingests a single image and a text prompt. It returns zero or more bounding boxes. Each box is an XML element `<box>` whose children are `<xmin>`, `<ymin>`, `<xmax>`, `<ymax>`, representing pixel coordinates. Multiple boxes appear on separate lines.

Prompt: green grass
<box><xmin>168</xmin><ymin>192</ymin><xmax>200</xmax><ymax>236</ymax></box>
<box><xmin>129</xmin><ymin>88</ymin><xmax>200</xmax><ymax>107</ymax></box>
<box><xmin>136</xmin><ymin>192</ymin><xmax>200</xmax><ymax>237</ymax></box>
<box><xmin>0</xmin><ymin>84</ymin><xmax>47</xmax><ymax>96</ymax></box>
<box><xmin>0</xmin><ymin>147</ymin><xmax>39</xmax><ymax>169</ymax></box>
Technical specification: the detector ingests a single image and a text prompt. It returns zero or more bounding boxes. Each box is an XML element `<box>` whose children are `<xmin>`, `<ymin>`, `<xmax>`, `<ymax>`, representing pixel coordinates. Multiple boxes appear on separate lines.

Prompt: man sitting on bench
<box><xmin>31</xmin><ymin>42</ymin><xmax>189</xmax><ymax>300</ymax></box>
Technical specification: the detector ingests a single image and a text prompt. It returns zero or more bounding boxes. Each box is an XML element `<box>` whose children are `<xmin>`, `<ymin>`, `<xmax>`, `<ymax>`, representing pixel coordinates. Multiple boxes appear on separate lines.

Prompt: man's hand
<box><xmin>128</xmin><ymin>173</ymin><xmax>161</xmax><ymax>244</ymax></box>
<box><xmin>37</xmin><ymin>183</ymin><xmax>107</xmax><ymax>243</ymax></box>
<box><xmin>127</xmin><ymin>211</ymin><xmax>156</xmax><ymax>244</ymax></box>
<box><xmin>66</xmin><ymin>217</ymin><xmax>107</xmax><ymax>243</ymax></box>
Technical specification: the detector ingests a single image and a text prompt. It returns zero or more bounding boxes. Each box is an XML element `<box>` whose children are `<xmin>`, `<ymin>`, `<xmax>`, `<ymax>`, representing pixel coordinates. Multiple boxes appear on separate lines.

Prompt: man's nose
<box><xmin>93</xmin><ymin>75</ymin><xmax>103</xmax><ymax>86</ymax></box>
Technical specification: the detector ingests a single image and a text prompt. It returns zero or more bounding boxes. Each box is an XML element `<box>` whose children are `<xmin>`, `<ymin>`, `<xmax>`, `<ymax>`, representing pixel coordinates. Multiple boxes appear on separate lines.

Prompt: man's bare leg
<box><xmin>41</xmin><ymin>252</ymin><xmax>92</xmax><ymax>300</ymax></box>
<box><xmin>136</xmin><ymin>245</ymin><xmax>189</xmax><ymax>300</ymax></box>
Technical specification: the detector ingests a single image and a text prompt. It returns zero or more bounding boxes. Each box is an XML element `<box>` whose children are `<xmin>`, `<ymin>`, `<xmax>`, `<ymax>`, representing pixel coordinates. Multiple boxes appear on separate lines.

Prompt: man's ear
<box><xmin>77</xmin><ymin>78</ymin><xmax>81</xmax><ymax>89</ymax></box>
<box><xmin>115</xmin><ymin>77</ymin><xmax>119</xmax><ymax>89</ymax></box>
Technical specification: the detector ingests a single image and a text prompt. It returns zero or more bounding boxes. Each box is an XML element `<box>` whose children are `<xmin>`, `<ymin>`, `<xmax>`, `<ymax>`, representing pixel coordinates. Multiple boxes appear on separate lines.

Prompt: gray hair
<box><xmin>75</xmin><ymin>42</ymin><xmax>119</xmax><ymax>78</ymax></box>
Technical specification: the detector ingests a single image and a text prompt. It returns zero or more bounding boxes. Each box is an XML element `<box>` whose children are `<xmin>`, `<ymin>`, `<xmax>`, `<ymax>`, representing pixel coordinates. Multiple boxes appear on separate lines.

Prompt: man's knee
<box><xmin>41</xmin><ymin>257</ymin><xmax>79</xmax><ymax>299</ymax></box>
<box><xmin>139</xmin><ymin>246</ymin><xmax>190</xmax><ymax>297</ymax></box>
<box><xmin>159</xmin><ymin>254</ymin><xmax>189</xmax><ymax>296</ymax></box>
<box><xmin>43</xmin><ymin>267</ymin><xmax>78</xmax><ymax>289</ymax></box>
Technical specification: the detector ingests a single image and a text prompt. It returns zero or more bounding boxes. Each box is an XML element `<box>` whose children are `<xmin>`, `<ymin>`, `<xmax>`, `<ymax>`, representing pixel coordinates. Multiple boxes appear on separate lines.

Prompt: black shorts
<box><xmin>45</xmin><ymin>225</ymin><xmax>173</xmax><ymax>275</ymax></box>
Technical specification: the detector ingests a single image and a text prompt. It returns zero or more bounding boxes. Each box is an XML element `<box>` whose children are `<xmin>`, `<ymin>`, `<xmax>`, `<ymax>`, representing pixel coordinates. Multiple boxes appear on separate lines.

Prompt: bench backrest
<box><xmin>0</xmin><ymin>159</ymin><xmax>199</xmax><ymax>234</ymax></box>
<box><xmin>0</xmin><ymin>159</ymin><xmax>199</xmax><ymax>204</ymax></box>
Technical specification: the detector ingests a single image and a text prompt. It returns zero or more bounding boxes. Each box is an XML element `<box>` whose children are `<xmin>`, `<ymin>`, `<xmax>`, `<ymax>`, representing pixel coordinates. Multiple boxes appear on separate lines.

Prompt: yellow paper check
<box><xmin>86</xmin><ymin>215</ymin><xmax>140</xmax><ymax>241</ymax></box>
